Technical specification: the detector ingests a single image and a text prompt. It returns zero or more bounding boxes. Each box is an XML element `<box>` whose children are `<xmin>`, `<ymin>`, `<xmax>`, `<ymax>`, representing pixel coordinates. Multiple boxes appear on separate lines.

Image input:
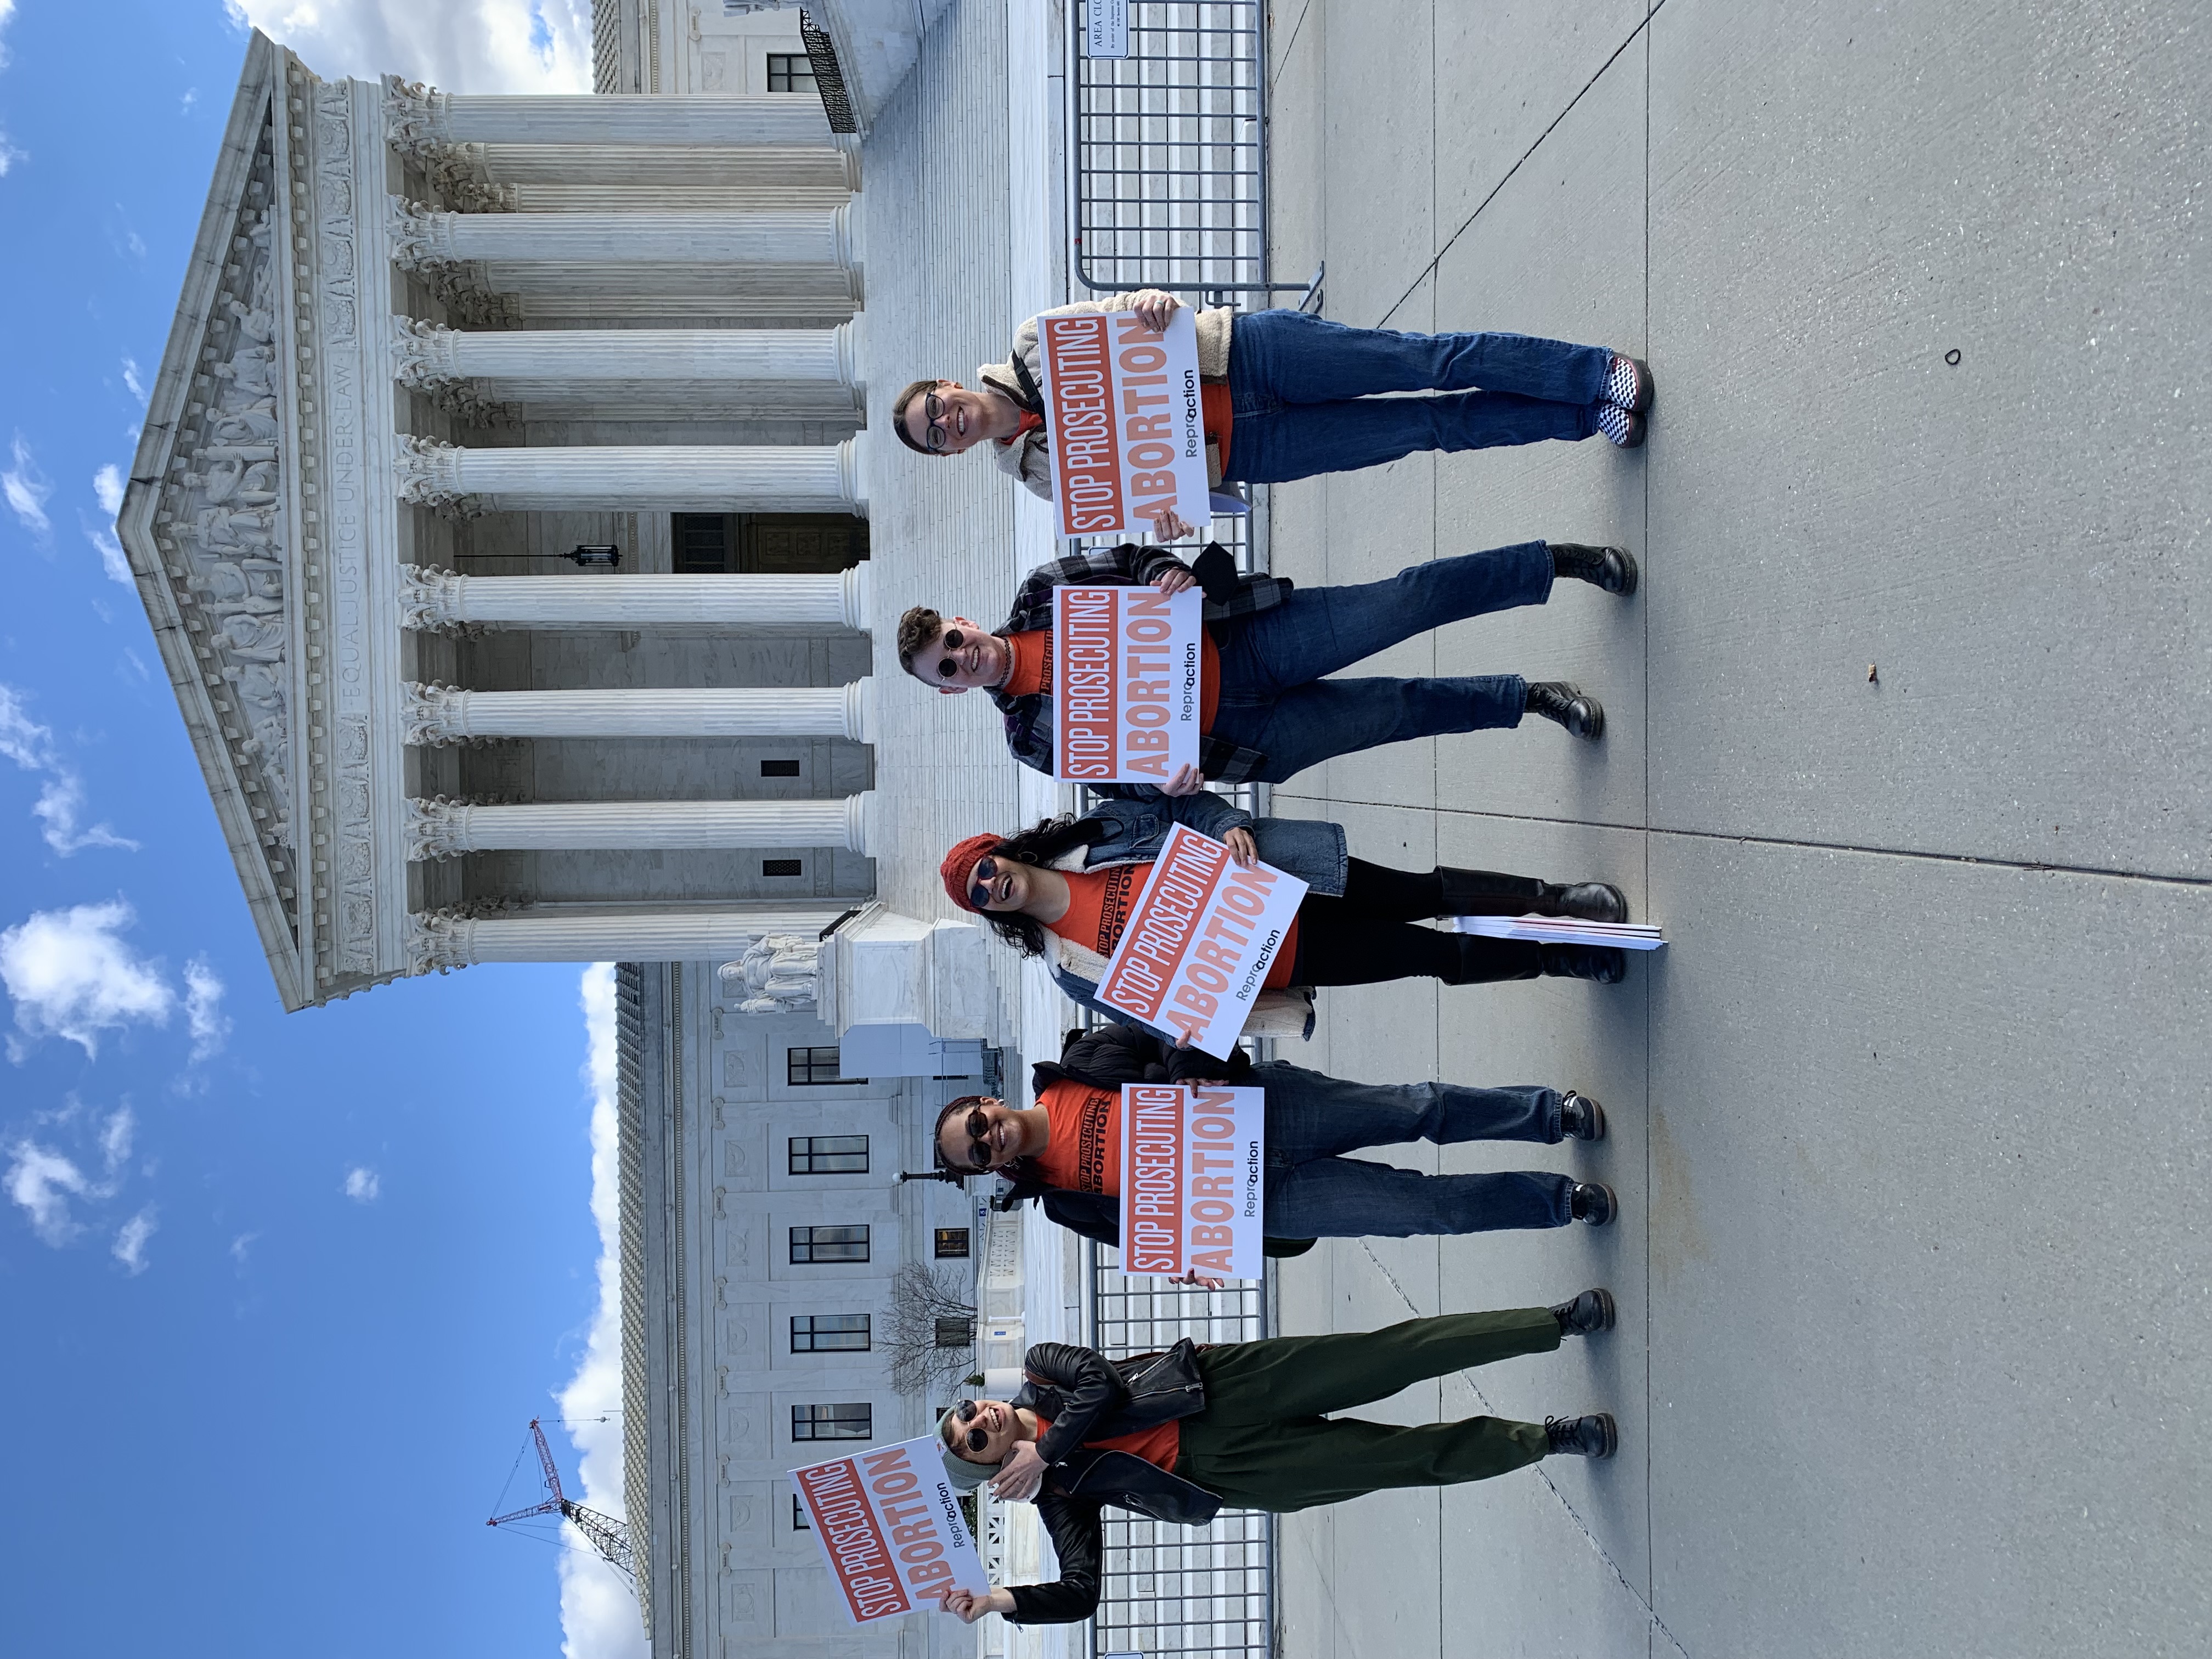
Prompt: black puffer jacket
<box><xmin>1004</xmin><ymin>1339</ymin><xmax>1218</xmax><ymax>1626</ymax></box>
<box><xmin>996</xmin><ymin>1024</ymin><xmax>1316</xmax><ymax>1259</ymax></box>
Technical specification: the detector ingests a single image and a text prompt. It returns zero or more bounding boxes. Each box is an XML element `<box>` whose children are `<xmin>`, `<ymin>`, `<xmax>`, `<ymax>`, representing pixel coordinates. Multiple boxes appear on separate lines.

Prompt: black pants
<box><xmin>1288</xmin><ymin>859</ymin><xmax>1543</xmax><ymax>986</ymax></box>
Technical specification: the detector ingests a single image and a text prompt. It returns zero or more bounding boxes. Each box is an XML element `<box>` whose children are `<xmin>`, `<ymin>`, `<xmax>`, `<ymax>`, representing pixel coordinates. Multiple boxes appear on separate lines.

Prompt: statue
<box><xmin>721</xmin><ymin>934</ymin><xmax>821</xmax><ymax>1014</ymax></box>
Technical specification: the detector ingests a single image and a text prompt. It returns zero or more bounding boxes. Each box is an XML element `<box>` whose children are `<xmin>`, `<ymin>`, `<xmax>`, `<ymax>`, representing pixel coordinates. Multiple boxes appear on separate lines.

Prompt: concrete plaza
<box><xmin>1260</xmin><ymin>3</ymin><xmax>2210</xmax><ymax>1656</ymax></box>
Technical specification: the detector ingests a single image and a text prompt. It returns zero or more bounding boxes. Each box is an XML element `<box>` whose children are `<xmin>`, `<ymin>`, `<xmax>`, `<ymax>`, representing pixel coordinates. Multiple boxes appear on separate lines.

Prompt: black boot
<box><xmin>1568</xmin><ymin>1182</ymin><xmax>1617</xmax><ymax>1226</ymax></box>
<box><xmin>1550</xmin><ymin>1288</ymin><xmax>1616</xmax><ymax>1335</ymax></box>
<box><xmin>1545</xmin><ymin>1413</ymin><xmax>1619</xmax><ymax>1459</ymax></box>
<box><xmin>1524</xmin><ymin>681</ymin><xmax>1605</xmax><ymax>741</ymax></box>
<box><xmin>1434</xmin><ymin>866</ymin><xmax>1545</xmax><ymax>917</ymax></box>
<box><xmin>1540</xmin><ymin>944</ymin><xmax>1627</xmax><ymax>982</ymax></box>
<box><xmin>1534</xmin><ymin>882</ymin><xmax>1629</xmax><ymax>923</ymax></box>
<box><xmin>1444</xmin><ymin>935</ymin><xmax>1545</xmax><ymax>984</ymax></box>
<box><xmin>1560</xmin><ymin>1091</ymin><xmax>1607</xmax><ymax>1141</ymax></box>
<box><xmin>1548</xmin><ymin>543</ymin><xmax>1638</xmax><ymax>596</ymax></box>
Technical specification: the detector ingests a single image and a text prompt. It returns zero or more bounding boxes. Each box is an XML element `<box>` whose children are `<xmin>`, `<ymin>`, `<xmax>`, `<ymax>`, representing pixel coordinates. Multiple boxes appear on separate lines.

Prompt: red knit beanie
<box><xmin>941</xmin><ymin>834</ymin><xmax>1003</xmax><ymax>913</ymax></box>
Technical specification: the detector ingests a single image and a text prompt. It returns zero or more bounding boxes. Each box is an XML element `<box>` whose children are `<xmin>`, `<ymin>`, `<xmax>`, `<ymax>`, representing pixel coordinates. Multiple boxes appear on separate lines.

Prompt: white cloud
<box><xmin>229</xmin><ymin>1230</ymin><xmax>258</xmax><ymax>1265</ymax></box>
<box><xmin>112</xmin><ymin>1205</ymin><xmax>157</xmax><ymax>1274</ymax></box>
<box><xmin>5</xmin><ymin>1141</ymin><xmax>94</xmax><ymax>1245</ymax></box>
<box><xmin>87</xmin><ymin>526</ymin><xmax>133</xmax><ymax>586</ymax></box>
<box><xmin>0</xmin><ymin>0</ymin><xmax>15</xmax><ymax>69</ymax></box>
<box><xmin>0</xmin><ymin>901</ymin><xmax>174</xmax><ymax>1059</ymax></box>
<box><xmin>184</xmin><ymin>958</ymin><xmax>229</xmax><ymax>1062</ymax></box>
<box><xmin>33</xmin><ymin>772</ymin><xmax>139</xmax><ymax>855</ymax></box>
<box><xmin>120</xmin><ymin>360</ymin><xmax>147</xmax><ymax>404</ymax></box>
<box><xmin>343</xmin><ymin>1165</ymin><xmax>380</xmax><ymax>1203</ymax></box>
<box><xmin>3</xmin><ymin>434</ymin><xmax>52</xmax><ymax>534</ymax></box>
<box><xmin>99</xmin><ymin>1104</ymin><xmax>136</xmax><ymax>1167</ymax></box>
<box><xmin>224</xmin><ymin>0</ymin><xmax>592</xmax><ymax>94</ymax></box>
<box><xmin>0</xmin><ymin>684</ymin><xmax>136</xmax><ymax>852</ymax></box>
<box><xmin>559</xmin><ymin>962</ymin><xmax>646</xmax><ymax>1659</ymax></box>
<box><xmin>93</xmin><ymin>464</ymin><xmax>124</xmax><ymax>515</ymax></box>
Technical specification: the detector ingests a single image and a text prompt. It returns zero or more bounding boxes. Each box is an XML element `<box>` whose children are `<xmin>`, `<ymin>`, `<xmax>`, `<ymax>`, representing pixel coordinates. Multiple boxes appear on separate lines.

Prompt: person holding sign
<box><xmin>891</xmin><ymin>290</ymin><xmax>1655</xmax><ymax>537</ymax></box>
<box><xmin>936</xmin><ymin>793</ymin><xmax>1630</xmax><ymax>1054</ymax></box>
<box><xmin>896</xmin><ymin>533</ymin><xmax>1632</xmax><ymax>796</ymax></box>
<box><xmin>927</xmin><ymin>1023</ymin><xmax>1617</xmax><ymax>1279</ymax></box>
<box><xmin>929</xmin><ymin>1305</ymin><xmax>1622</xmax><ymax>1626</ymax></box>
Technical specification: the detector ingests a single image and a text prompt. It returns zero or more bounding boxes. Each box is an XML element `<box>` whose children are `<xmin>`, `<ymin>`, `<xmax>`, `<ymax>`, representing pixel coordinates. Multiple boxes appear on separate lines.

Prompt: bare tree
<box><xmin>884</xmin><ymin>1261</ymin><xmax>978</xmax><ymax>1399</ymax></box>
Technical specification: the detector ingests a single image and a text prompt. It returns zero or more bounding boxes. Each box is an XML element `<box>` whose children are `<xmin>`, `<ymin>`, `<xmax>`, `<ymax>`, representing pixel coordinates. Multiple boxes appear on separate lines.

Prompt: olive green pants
<box><xmin>1173</xmin><ymin>1307</ymin><xmax>1559</xmax><ymax>1512</ymax></box>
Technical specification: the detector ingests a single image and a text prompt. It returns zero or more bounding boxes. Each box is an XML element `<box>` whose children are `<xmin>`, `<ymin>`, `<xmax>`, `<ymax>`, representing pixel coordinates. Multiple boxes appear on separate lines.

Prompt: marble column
<box><xmin>386</xmin><ymin>83</ymin><xmax>854</xmax><ymax>150</ymax></box>
<box><xmin>390</xmin><ymin>200</ymin><xmax>862</xmax><ymax>273</ymax></box>
<box><xmin>398</xmin><ymin>565</ymin><xmax>871</xmax><ymax>632</ymax></box>
<box><xmin>408</xmin><ymin>905</ymin><xmax>851</xmax><ymax>969</ymax></box>
<box><xmin>394</xmin><ymin>437</ymin><xmax>864</xmax><ymax>514</ymax></box>
<box><xmin>393</xmin><ymin>319</ymin><xmax>863</xmax><ymax>388</ymax></box>
<box><xmin>402</xmin><ymin>680</ymin><xmax>876</xmax><ymax>744</ymax></box>
<box><xmin>405</xmin><ymin>794</ymin><xmax>874</xmax><ymax>859</ymax></box>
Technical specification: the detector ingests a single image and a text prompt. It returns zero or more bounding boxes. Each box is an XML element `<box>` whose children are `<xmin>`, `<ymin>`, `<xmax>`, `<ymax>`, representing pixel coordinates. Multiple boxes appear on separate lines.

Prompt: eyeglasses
<box><xmin>951</xmin><ymin>1400</ymin><xmax>990</xmax><ymax>1454</ymax></box>
<box><xmin>957</xmin><ymin>1107</ymin><xmax>995</xmax><ymax>1171</ymax></box>
<box><xmin>934</xmin><ymin>628</ymin><xmax>970</xmax><ymax>681</ymax></box>
<box><xmin>968</xmin><ymin>856</ymin><xmax>1002</xmax><ymax>912</ymax></box>
<box><xmin>923</xmin><ymin>391</ymin><xmax>952</xmax><ymax>453</ymax></box>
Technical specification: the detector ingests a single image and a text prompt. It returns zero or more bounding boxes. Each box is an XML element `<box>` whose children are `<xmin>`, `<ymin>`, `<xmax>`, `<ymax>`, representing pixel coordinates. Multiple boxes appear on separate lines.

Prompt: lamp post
<box><xmin>563</xmin><ymin>544</ymin><xmax>622</xmax><ymax>569</ymax></box>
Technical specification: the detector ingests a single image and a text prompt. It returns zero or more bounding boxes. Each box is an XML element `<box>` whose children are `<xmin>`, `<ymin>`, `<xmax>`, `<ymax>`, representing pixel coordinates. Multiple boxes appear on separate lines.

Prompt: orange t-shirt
<box><xmin>996</xmin><ymin>407</ymin><xmax>1047</xmax><ymax>447</ymax></box>
<box><xmin>1201</xmin><ymin>382</ymin><xmax>1233</xmax><ymax>468</ymax></box>
<box><xmin>1004</xmin><ymin>628</ymin><xmax>1222</xmax><ymax>731</ymax></box>
<box><xmin>1049</xmin><ymin>862</ymin><xmax>1301</xmax><ymax>991</ymax></box>
<box><xmin>1035</xmin><ymin>1413</ymin><xmax>1182</xmax><ymax>1474</ymax></box>
<box><xmin>1030</xmin><ymin>1076</ymin><xmax>1121</xmax><ymax>1195</ymax></box>
<box><xmin>1003</xmin><ymin>629</ymin><xmax>1051</xmax><ymax>697</ymax></box>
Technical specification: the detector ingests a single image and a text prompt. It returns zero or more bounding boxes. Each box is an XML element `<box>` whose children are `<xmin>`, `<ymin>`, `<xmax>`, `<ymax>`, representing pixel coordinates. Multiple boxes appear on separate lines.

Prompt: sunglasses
<box><xmin>950</xmin><ymin>1400</ymin><xmax>990</xmax><ymax>1454</ymax></box>
<box><xmin>968</xmin><ymin>856</ymin><xmax>1003</xmax><ymax>912</ymax></box>
<box><xmin>956</xmin><ymin>1107</ymin><xmax>996</xmax><ymax>1171</ymax></box>
<box><xmin>934</xmin><ymin>627</ymin><xmax>973</xmax><ymax>681</ymax></box>
<box><xmin>923</xmin><ymin>390</ymin><xmax>952</xmax><ymax>453</ymax></box>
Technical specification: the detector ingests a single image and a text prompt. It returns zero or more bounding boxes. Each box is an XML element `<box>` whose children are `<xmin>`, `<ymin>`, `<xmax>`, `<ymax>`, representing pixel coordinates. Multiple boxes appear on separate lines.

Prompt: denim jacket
<box><xmin>1041</xmin><ymin>792</ymin><xmax>1347</xmax><ymax>1046</ymax></box>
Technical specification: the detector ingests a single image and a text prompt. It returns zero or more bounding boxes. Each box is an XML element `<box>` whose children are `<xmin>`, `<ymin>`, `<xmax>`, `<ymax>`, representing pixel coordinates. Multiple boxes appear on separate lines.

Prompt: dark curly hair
<box><xmin>970</xmin><ymin>815</ymin><xmax>1109</xmax><ymax>957</ymax></box>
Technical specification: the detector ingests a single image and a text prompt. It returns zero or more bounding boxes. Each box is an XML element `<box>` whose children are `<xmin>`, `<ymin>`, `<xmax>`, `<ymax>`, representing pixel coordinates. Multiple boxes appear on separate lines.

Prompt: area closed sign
<box><xmin>1120</xmin><ymin>1083</ymin><xmax>1266</xmax><ymax>1279</ymax></box>
<box><xmin>1095</xmin><ymin>824</ymin><xmax>1309</xmax><ymax>1058</ymax></box>
<box><xmin>1051</xmin><ymin>585</ymin><xmax>1202</xmax><ymax>781</ymax></box>
<box><xmin>1036</xmin><ymin>308</ymin><xmax>1210</xmax><ymax>537</ymax></box>
<box><xmin>789</xmin><ymin>1437</ymin><xmax>990</xmax><ymax>1625</ymax></box>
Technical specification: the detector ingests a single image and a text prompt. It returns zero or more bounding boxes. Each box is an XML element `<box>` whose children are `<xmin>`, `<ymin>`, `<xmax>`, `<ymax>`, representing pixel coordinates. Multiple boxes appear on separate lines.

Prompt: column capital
<box><xmin>387</xmin><ymin>197</ymin><xmax>461</xmax><ymax>268</ymax></box>
<box><xmin>404</xmin><ymin>795</ymin><xmax>472</xmax><ymax>860</ymax></box>
<box><xmin>396</xmin><ymin>564</ymin><xmax>464</xmax><ymax>631</ymax></box>
<box><xmin>402</xmin><ymin>680</ymin><xmax>469</xmax><ymax>746</ymax></box>
<box><xmin>383</xmin><ymin>76</ymin><xmax>454</xmax><ymax>154</ymax></box>
<box><xmin>839</xmin><ymin>564</ymin><xmax>872</xmax><ymax>632</ymax></box>
<box><xmin>394</xmin><ymin>437</ymin><xmax>480</xmax><ymax>516</ymax></box>
<box><xmin>392</xmin><ymin>318</ymin><xmax>464</xmax><ymax>388</ymax></box>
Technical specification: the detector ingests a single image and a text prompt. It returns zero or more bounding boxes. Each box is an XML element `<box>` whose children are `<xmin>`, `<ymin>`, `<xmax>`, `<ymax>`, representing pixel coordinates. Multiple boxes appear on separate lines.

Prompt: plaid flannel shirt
<box><xmin>990</xmin><ymin>543</ymin><xmax>1295</xmax><ymax>788</ymax></box>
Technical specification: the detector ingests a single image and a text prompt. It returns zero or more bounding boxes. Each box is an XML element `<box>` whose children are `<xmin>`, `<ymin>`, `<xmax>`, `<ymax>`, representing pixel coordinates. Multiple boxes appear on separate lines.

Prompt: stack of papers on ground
<box><xmin>1446</xmin><ymin>914</ymin><xmax>1668</xmax><ymax>950</ymax></box>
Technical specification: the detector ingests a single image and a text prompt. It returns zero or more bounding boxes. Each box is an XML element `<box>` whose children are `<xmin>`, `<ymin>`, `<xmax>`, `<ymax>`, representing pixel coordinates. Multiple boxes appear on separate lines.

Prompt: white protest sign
<box><xmin>1036</xmin><ymin>307</ymin><xmax>1210</xmax><ymax>538</ymax></box>
<box><xmin>789</xmin><ymin>1436</ymin><xmax>990</xmax><ymax>1626</ymax></box>
<box><xmin>1094</xmin><ymin>824</ymin><xmax>1309</xmax><ymax>1059</ymax></box>
<box><xmin>1051</xmin><ymin>585</ymin><xmax>1203</xmax><ymax>783</ymax></box>
<box><xmin>1120</xmin><ymin>1083</ymin><xmax>1267</xmax><ymax>1280</ymax></box>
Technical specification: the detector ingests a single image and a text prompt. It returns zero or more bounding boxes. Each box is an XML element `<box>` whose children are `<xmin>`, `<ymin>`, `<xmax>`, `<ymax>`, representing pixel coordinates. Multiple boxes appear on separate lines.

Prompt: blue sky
<box><xmin>0</xmin><ymin>4</ymin><xmax>625</xmax><ymax>1655</ymax></box>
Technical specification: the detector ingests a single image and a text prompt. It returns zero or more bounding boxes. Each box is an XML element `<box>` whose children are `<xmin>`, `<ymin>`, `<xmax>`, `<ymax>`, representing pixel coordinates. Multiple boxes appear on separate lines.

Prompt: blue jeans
<box><xmin>1256</xmin><ymin>1060</ymin><xmax>1573</xmax><ymax>1238</ymax></box>
<box><xmin>1210</xmin><ymin>538</ymin><xmax>1553</xmax><ymax>781</ymax></box>
<box><xmin>1220</xmin><ymin>309</ymin><xmax>1611</xmax><ymax>484</ymax></box>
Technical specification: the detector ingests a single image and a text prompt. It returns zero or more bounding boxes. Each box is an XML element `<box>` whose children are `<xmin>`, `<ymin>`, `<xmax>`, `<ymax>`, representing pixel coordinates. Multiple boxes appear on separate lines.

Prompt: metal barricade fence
<box><xmin>1064</xmin><ymin>1</ymin><xmax>1316</xmax><ymax>303</ymax></box>
<box><xmin>1085</xmin><ymin>1244</ymin><xmax>1274</xmax><ymax>1659</ymax></box>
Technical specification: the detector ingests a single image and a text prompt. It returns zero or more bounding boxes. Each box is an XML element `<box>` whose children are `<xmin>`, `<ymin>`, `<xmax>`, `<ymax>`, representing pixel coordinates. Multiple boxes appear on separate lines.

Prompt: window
<box><xmin>766</xmin><ymin>52</ymin><xmax>816</xmax><ymax>94</ymax></box>
<box><xmin>792</xmin><ymin>1493</ymin><xmax>811</xmax><ymax>1530</ymax></box>
<box><xmin>789</xmin><ymin>1224</ymin><xmax>868</xmax><ymax>1264</ymax></box>
<box><xmin>792</xmin><ymin>1313</ymin><xmax>871</xmax><ymax>1353</ymax></box>
<box><xmin>763</xmin><ymin>858</ymin><xmax>803</xmax><ymax>878</ymax></box>
<box><xmin>793</xmin><ymin>1403</ymin><xmax>871</xmax><ymax>1442</ymax></box>
<box><xmin>933</xmin><ymin>1227</ymin><xmax>971</xmax><ymax>1260</ymax></box>
<box><xmin>935</xmin><ymin>1317</ymin><xmax>970</xmax><ymax>1349</ymax></box>
<box><xmin>789</xmin><ymin>1135</ymin><xmax>868</xmax><ymax>1175</ymax></box>
<box><xmin>671</xmin><ymin>512</ymin><xmax>732</xmax><ymax>573</ymax></box>
<box><xmin>788</xmin><ymin>1046</ymin><xmax>857</xmax><ymax>1086</ymax></box>
<box><xmin>760</xmin><ymin>758</ymin><xmax>801</xmax><ymax>777</ymax></box>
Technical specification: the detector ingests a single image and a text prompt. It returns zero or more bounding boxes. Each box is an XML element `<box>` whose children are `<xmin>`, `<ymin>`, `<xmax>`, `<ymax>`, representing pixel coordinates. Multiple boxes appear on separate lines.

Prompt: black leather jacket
<box><xmin>996</xmin><ymin>1024</ymin><xmax>1317</xmax><ymax>1260</ymax></box>
<box><xmin>1003</xmin><ymin>1338</ymin><xmax>1218</xmax><ymax>1626</ymax></box>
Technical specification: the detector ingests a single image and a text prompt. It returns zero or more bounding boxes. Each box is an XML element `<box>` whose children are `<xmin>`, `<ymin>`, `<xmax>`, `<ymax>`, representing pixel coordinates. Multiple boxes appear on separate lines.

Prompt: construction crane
<box><xmin>488</xmin><ymin>1418</ymin><xmax>635</xmax><ymax>1588</ymax></box>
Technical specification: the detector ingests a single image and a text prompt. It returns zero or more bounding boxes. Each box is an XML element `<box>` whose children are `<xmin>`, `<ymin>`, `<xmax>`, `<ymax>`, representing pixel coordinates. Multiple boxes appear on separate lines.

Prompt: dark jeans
<box><xmin>1176</xmin><ymin>1310</ymin><xmax>1559</xmax><ymax>1511</ymax></box>
<box><xmin>1210</xmin><ymin>538</ymin><xmax>1553</xmax><ymax>783</ymax></box>
<box><xmin>1289</xmin><ymin>859</ymin><xmax>1545</xmax><ymax>987</ymax></box>
<box><xmin>1219</xmin><ymin>309</ymin><xmax>1610</xmax><ymax>484</ymax></box>
<box><xmin>1257</xmin><ymin>1059</ymin><xmax>1573</xmax><ymax>1238</ymax></box>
